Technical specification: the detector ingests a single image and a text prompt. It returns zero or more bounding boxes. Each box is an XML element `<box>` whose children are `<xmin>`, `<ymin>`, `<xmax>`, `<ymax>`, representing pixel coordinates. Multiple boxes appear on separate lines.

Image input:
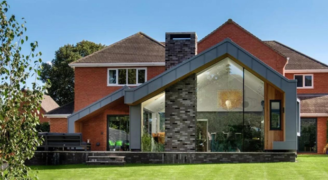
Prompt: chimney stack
<box><xmin>165</xmin><ymin>32</ymin><xmax>197</xmax><ymax>70</ymax></box>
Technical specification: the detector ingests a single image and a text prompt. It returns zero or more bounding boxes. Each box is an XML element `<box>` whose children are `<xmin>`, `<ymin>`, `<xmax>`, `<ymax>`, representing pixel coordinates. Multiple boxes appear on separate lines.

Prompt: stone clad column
<box><xmin>164</xmin><ymin>32</ymin><xmax>197</xmax><ymax>152</ymax></box>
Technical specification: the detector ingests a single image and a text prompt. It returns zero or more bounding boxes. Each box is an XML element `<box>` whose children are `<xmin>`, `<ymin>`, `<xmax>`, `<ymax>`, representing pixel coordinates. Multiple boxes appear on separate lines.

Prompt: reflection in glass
<box><xmin>128</xmin><ymin>69</ymin><xmax>136</xmax><ymax>84</ymax></box>
<box><xmin>295</xmin><ymin>75</ymin><xmax>303</xmax><ymax>87</ymax></box>
<box><xmin>305</xmin><ymin>75</ymin><xmax>312</xmax><ymax>87</ymax></box>
<box><xmin>298</xmin><ymin>118</ymin><xmax>317</xmax><ymax>152</ymax></box>
<box><xmin>243</xmin><ymin>70</ymin><xmax>264</xmax><ymax>152</ymax></box>
<box><xmin>118</xmin><ymin>69</ymin><xmax>126</xmax><ymax>84</ymax></box>
<box><xmin>197</xmin><ymin>58</ymin><xmax>243</xmax><ymax>152</ymax></box>
<box><xmin>138</xmin><ymin>69</ymin><xmax>146</xmax><ymax>84</ymax></box>
<box><xmin>196</xmin><ymin>57</ymin><xmax>264</xmax><ymax>152</ymax></box>
<box><xmin>108</xmin><ymin>116</ymin><xmax>129</xmax><ymax>151</ymax></box>
<box><xmin>270</xmin><ymin>101</ymin><xmax>281</xmax><ymax>130</ymax></box>
<box><xmin>141</xmin><ymin>92</ymin><xmax>165</xmax><ymax>152</ymax></box>
<box><xmin>108</xmin><ymin>70</ymin><xmax>116</xmax><ymax>84</ymax></box>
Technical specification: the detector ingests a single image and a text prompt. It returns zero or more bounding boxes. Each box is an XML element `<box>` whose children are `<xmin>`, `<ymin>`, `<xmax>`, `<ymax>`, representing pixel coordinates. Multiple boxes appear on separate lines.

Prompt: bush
<box><xmin>36</xmin><ymin>122</ymin><xmax>50</xmax><ymax>132</ymax></box>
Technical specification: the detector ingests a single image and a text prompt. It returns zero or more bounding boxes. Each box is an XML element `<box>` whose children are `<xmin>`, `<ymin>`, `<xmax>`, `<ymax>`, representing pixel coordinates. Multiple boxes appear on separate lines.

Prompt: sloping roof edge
<box><xmin>263</xmin><ymin>40</ymin><xmax>328</xmax><ymax>69</ymax></box>
<box><xmin>198</xmin><ymin>19</ymin><xmax>287</xmax><ymax>59</ymax></box>
<box><xmin>67</xmin><ymin>86</ymin><xmax>129</xmax><ymax>133</ymax></box>
<box><xmin>70</xmin><ymin>32</ymin><xmax>165</xmax><ymax>65</ymax></box>
<box><xmin>124</xmin><ymin>38</ymin><xmax>296</xmax><ymax>104</ymax></box>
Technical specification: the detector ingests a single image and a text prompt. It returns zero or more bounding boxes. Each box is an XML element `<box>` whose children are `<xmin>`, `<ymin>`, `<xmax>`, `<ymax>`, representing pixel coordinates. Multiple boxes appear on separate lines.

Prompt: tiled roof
<box><xmin>41</xmin><ymin>95</ymin><xmax>59</xmax><ymax>112</ymax></box>
<box><xmin>198</xmin><ymin>19</ymin><xmax>287</xmax><ymax>58</ymax></box>
<box><xmin>264</xmin><ymin>41</ymin><xmax>328</xmax><ymax>70</ymax></box>
<box><xmin>47</xmin><ymin>101</ymin><xmax>74</xmax><ymax>115</ymax></box>
<box><xmin>70</xmin><ymin>32</ymin><xmax>165</xmax><ymax>64</ymax></box>
<box><xmin>298</xmin><ymin>94</ymin><xmax>328</xmax><ymax>113</ymax></box>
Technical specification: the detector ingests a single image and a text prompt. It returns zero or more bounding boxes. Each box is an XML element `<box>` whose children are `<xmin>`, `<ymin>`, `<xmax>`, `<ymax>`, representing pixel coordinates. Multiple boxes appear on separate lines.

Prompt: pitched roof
<box><xmin>70</xmin><ymin>32</ymin><xmax>165</xmax><ymax>64</ymax></box>
<box><xmin>47</xmin><ymin>101</ymin><xmax>74</xmax><ymax>115</ymax></box>
<box><xmin>263</xmin><ymin>41</ymin><xmax>328</xmax><ymax>70</ymax></box>
<box><xmin>198</xmin><ymin>19</ymin><xmax>287</xmax><ymax>59</ymax></box>
<box><xmin>298</xmin><ymin>94</ymin><xmax>328</xmax><ymax>113</ymax></box>
<box><xmin>41</xmin><ymin>95</ymin><xmax>59</xmax><ymax>112</ymax></box>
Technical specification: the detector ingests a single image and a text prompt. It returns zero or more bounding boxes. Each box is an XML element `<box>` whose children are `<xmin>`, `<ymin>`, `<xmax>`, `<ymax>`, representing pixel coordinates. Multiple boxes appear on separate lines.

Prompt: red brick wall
<box><xmin>49</xmin><ymin>118</ymin><xmax>68</xmax><ymax>133</ymax></box>
<box><xmin>285</xmin><ymin>73</ymin><xmax>328</xmax><ymax>94</ymax></box>
<box><xmin>39</xmin><ymin>108</ymin><xmax>51</xmax><ymax>124</ymax></box>
<box><xmin>317</xmin><ymin>117</ymin><xmax>327</xmax><ymax>154</ymax></box>
<box><xmin>80</xmin><ymin>99</ymin><xmax>129</xmax><ymax>151</ymax></box>
<box><xmin>198</xmin><ymin>22</ymin><xmax>287</xmax><ymax>74</ymax></box>
<box><xmin>74</xmin><ymin>66</ymin><xmax>165</xmax><ymax>112</ymax></box>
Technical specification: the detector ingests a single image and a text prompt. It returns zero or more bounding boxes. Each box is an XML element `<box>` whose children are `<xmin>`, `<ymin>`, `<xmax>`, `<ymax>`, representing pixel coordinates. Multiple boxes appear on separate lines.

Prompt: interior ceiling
<box><xmin>142</xmin><ymin>92</ymin><xmax>165</xmax><ymax>113</ymax></box>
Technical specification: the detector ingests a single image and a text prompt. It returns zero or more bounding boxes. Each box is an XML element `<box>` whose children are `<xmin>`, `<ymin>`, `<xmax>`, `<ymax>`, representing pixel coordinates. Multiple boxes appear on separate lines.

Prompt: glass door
<box><xmin>107</xmin><ymin>115</ymin><xmax>129</xmax><ymax>151</ymax></box>
<box><xmin>298</xmin><ymin>118</ymin><xmax>317</xmax><ymax>153</ymax></box>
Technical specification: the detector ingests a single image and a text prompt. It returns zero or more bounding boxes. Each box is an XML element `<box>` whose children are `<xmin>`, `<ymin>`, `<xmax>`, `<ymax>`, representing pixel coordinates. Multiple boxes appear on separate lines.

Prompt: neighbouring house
<box><xmin>44</xmin><ymin>19</ymin><xmax>327</xmax><ymax>154</ymax></box>
<box><xmin>40</xmin><ymin>95</ymin><xmax>59</xmax><ymax>124</ymax></box>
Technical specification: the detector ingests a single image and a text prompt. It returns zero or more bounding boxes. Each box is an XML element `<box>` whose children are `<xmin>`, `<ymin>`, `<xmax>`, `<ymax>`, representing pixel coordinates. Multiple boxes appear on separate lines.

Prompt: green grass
<box><xmin>30</xmin><ymin>155</ymin><xmax>328</xmax><ymax>180</ymax></box>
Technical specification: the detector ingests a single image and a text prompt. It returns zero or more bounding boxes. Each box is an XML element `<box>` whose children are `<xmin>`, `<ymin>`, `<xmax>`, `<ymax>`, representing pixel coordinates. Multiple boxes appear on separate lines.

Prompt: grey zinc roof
<box><xmin>70</xmin><ymin>32</ymin><xmax>165</xmax><ymax>64</ymax></box>
<box><xmin>124</xmin><ymin>38</ymin><xmax>297</xmax><ymax>105</ymax></box>
<box><xmin>67</xmin><ymin>87</ymin><xmax>128</xmax><ymax>133</ymax></box>
<box><xmin>298</xmin><ymin>94</ymin><xmax>328</xmax><ymax>114</ymax></box>
<box><xmin>264</xmin><ymin>41</ymin><xmax>328</xmax><ymax>70</ymax></box>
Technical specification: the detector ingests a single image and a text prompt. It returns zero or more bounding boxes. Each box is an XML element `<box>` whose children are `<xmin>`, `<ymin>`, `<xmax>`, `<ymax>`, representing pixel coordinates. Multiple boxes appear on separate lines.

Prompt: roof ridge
<box><xmin>138</xmin><ymin>32</ymin><xmax>165</xmax><ymax>48</ymax></box>
<box><xmin>198</xmin><ymin>19</ymin><xmax>287</xmax><ymax>59</ymax></box>
<box><xmin>70</xmin><ymin>32</ymin><xmax>164</xmax><ymax>65</ymax></box>
<box><xmin>267</xmin><ymin>40</ymin><xmax>328</xmax><ymax>68</ymax></box>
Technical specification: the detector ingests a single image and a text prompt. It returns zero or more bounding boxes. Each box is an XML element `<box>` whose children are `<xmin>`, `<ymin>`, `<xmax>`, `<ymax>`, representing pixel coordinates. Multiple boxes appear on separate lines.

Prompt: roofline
<box><xmin>44</xmin><ymin>114</ymin><xmax>71</xmax><ymax>118</ymax></box>
<box><xmin>301</xmin><ymin>113</ymin><xmax>328</xmax><ymax>117</ymax></box>
<box><xmin>265</xmin><ymin>40</ymin><xmax>328</xmax><ymax>69</ymax></box>
<box><xmin>69</xmin><ymin>62</ymin><xmax>165</xmax><ymax>67</ymax></box>
<box><xmin>285</xmin><ymin>69</ymin><xmax>328</xmax><ymax>73</ymax></box>
<box><xmin>198</xmin><ymin>19</ymin><xmax>287</xmax><ymax>59</ymax></box>
<box><xmin>124</xmin><ymin>38</ymin><xmax>296</xmax><ymax>105</ymax></box>
<box><xmin>70</xmin><ymin>32</ymin><xmax>165</xmax><ymax>65</ymax></box>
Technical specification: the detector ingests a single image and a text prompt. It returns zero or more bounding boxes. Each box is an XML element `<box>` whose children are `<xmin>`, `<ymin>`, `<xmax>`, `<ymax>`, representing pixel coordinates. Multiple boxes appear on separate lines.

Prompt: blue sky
<box><xmin>9</xmin><ymin>0</ymin><xmax>328</xmax><ymax>86</ymax></box>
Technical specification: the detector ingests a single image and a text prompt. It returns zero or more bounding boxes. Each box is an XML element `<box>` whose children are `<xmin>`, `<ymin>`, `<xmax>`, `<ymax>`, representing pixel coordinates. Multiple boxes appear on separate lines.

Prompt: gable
<box><xmin>198</xmin><ymin>19</ymin><xmax>287</xmax><ymax>74</ymax></box>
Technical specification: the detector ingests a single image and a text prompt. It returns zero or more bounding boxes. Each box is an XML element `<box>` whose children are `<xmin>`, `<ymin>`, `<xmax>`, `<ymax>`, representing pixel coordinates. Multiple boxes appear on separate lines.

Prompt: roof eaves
<box><xmin>264</xmin><ymin>40</ymin><xmax>328</xmax><ymax>69</ymax></box>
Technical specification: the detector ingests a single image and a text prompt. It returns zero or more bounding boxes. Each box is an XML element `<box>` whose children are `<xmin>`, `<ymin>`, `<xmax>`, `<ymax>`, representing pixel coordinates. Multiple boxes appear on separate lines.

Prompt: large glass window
<box><xmin>141</xmin><ymin>92</ymin><xmax>165</xmax><ymax>152</ymax></box>
<box><xmin>107</xmin><ymin>68</ymin><xmax>146</xmax><ymax>86</ymax></box>
<box><xmin>196</xmin><ymin>57</ymin><xmax>264</xmax><ymax>152</ymax></box>
<box><xmin>298</xmin><ymin>118</ymin><xmax>317</xmax><ymax>153</ymax></box>
<box><xmin>107</xmin><ymin>115</ymin><xmax>129</xmax><ymax>151</ymax></box>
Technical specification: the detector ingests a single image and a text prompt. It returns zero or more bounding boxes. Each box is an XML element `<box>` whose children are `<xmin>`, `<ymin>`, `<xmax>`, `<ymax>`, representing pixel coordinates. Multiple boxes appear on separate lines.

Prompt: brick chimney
<box><xmin>165</xmin><ymin>32</ymin><xmax>197</xmax><ymax>70</ymax></box>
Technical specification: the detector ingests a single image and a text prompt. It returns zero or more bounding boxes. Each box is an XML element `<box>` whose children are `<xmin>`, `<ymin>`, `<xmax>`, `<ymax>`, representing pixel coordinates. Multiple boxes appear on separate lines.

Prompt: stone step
<box><xmin>88</xmin><ymin>156</ymin><xmax>125</xmax><ymax>159</ymax></box>
<box><xmin>86</xmin><ymin>161</ymin><xmax>125</xmax><ymax>165</ymax></box>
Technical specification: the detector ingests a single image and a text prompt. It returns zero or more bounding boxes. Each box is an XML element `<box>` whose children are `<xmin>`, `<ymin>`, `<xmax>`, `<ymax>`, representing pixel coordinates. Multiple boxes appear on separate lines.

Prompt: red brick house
<box><xmin>45</xmin><ymin>19</ymin><xmax>327</xmax><ymax>153</ymax></box>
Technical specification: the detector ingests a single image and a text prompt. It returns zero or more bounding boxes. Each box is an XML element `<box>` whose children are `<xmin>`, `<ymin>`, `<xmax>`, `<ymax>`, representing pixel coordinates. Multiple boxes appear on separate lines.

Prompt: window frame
<box><xmin>293</xmin><ymin>74</ymin><xmax>313</xmax><ymax>89</ymax></box>
<box><xmin>270</xmin><ymin>100</ymin><xmax>282</xmax><ymax>130</ymax></box>
<box><xmin>107</xmin><ymin>68</ymin><xmax>147</xmax><ymax>86</ymax></box>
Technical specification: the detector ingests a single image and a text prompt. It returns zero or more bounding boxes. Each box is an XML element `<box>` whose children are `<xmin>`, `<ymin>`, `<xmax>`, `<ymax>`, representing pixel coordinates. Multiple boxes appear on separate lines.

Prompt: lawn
<box><xmin>30</xmin><ymin>155</ymin><xmax>328</xmax><ymax>180</ymax></box>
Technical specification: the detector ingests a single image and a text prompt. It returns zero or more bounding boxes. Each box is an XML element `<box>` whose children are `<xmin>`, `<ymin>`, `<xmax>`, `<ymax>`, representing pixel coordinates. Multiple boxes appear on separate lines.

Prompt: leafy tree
<box><xmin>0</xmin><ymin>1</ymin><xmax>48</xmax><ymax>179</ymax></box>
<box><xmin>40</xmin><ymin>41</ymin><xmax>105</xmax><ymax>105</ymax></box>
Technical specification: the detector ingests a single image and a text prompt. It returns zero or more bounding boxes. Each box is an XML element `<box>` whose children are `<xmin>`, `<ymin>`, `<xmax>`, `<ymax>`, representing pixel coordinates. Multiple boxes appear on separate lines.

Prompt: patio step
<box><xmin>86</xmin><ymin>155</ymin><xmax>125</xmax><ymax>165</ymax></box>
<box><xmin>86</xmin><ymin>160</ymin><xmax>125</xmax><ymax>165</ymax></box>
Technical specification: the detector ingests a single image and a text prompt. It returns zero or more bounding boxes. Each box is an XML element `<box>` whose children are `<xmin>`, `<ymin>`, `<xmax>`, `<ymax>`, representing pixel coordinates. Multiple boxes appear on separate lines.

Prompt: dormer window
<box><xmin>294</xmin><ymin>74</ymin><xmax>313</xmax><ymax>88</ymax></box>
<box><xmin>108</xmin><ymin>68</ymin><xmax>147</xmax><ymax>86</ymax></box>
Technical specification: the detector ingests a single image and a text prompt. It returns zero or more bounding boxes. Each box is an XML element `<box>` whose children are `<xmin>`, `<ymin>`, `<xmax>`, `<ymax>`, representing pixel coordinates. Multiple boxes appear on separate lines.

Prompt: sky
<box><xmin>8</xmin><ymin>0</ymin><xmax>328</xmax><ymax>87</ymax></box>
